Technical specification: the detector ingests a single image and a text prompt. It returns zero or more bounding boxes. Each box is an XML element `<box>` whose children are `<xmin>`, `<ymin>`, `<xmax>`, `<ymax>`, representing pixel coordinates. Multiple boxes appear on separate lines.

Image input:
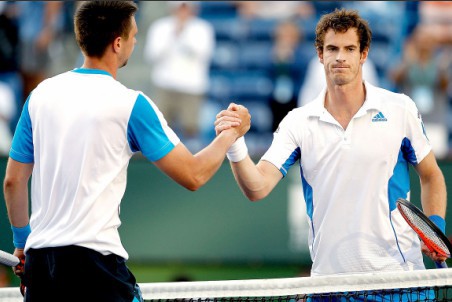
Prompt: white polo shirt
<box><xmin>262</xmin><ymin>81</ymin><xmax>432</xmax><ymax>276</ymax></box>
<box><xmin>10</xmin><ymin>68</ymin><xmax>180</xmax><ymax>260</ymax></box>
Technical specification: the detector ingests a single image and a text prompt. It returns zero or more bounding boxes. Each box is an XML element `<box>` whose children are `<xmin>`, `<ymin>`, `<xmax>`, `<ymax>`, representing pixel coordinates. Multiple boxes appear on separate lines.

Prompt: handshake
<box><xmin>214</xmin><ymin>103</ymin><xmax>251</xmax><ymax>162</ymax></box>
<box><xmin>214</xmin><ymin>103</ymin><xmax>251</xmax><ymax>138</ymax></box>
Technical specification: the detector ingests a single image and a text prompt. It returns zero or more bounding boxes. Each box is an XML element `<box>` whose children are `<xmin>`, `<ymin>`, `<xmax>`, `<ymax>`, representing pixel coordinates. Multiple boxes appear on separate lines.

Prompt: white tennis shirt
<box><xmin>262</xmin><ymin>81</ymin><xmax>432</xmax><ymax>276</ymax></box>
<box><xmin>10</xmin><ymin>68</ymin><xmax>180</xmax><ymax>260</ymax></box>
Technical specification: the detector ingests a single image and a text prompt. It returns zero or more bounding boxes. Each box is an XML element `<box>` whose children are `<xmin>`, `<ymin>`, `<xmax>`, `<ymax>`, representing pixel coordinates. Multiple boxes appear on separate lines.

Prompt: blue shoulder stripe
<box><xmin>280</xmin><ymin>147</ymin><xmax>301</xmax><ymax>176</ymax></box>
<box><xmin>127</xmin><ymin>94</ymin><xmax>175</xmax><ymax>161</ymax></box>
<box><xmin>10</xmin><ymin>97</ymin><xmax>34</xmax><ymax>163</ymax></box>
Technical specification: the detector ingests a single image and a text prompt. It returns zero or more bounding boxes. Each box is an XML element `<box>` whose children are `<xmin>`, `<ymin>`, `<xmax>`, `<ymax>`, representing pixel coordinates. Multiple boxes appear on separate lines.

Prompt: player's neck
<box><xmin>324</xmin><ymin>81</ymin><xmax>366</xmax><ymax>129</ymax></box>
<box><xmin>82</xmin><ymin>57</ymin><xmax>118</xmax><ymax>79</ymax></box>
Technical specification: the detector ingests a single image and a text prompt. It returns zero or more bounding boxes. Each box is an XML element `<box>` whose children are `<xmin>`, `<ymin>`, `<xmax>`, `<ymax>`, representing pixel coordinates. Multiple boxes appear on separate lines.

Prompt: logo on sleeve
<box><xmin>372</xmin><ymin>112</ymin><xmax>387</xmax><ymax>122</ymax></box>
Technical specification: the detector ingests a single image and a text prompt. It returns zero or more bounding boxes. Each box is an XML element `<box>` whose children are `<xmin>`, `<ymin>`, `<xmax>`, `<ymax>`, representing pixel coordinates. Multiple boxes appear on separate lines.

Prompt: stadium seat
<box><xmin>238</xmin><ymin>41</ymin><xmax>273</xmax><ymax>70</ymax></box>
<box><xmin>207</xmin><ymin>18</ymin><xmax>248</xmax><ymax>42</ymax></box>
<box><xmin>246</xmin><ymin>19</ymin><xmax>279</xmax><ymax>42</ymax></box>
<box><xmin>199</xmin><ymin>1</ymin><xmax>238</xmax><ymax>20</ymax></box>
<box><xmin>229</xmin><ymin>71</ymin><xmax>274</xmax><ymax>100</ymax></box>
<box><xmin>211</xmin><ymin>41</ymin><xmax>240</xmax><ymax>71</ymax></box>
<box><xmin>368</xmin><ymin>41</ymin><xmax>393</xmax><ymax>79</ymax></box>
<box><xmin>208</xmin><ymin>71</ymin><xmax>233</xmax><ymax>103</ymax></box>
<box><xmin>240</xmin><ymin>100</ymin><xmax>273</xmax><ymax>133</ymax></box>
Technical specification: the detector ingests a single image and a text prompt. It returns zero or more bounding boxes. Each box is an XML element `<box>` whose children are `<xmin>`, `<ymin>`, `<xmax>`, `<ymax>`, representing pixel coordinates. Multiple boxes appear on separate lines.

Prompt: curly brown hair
<box><xmin>314</xmin><ymin>8</ymin><xmax>372</xmax><ymax>54</ymax></box>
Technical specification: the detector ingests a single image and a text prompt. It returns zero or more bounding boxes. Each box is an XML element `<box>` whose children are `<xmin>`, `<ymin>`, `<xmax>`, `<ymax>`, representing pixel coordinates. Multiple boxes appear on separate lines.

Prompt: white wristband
<box><xmin>226</xmin><ymin>136</ymin><xmax>248</xmax><ymax>162</ymax></box>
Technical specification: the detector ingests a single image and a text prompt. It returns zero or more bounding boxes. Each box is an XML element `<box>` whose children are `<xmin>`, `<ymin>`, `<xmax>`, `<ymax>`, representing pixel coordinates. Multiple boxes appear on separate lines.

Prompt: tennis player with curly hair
<box><xmin>216</xmin><ymin>8</ymin><xmax>447</xmax><ymax>277</ymax></box>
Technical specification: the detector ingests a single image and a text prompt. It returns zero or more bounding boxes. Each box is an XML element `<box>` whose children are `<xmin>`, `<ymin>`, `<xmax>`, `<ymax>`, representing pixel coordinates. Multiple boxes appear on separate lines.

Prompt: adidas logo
<box><xmin>372</xmin><ymin>112</ymin><xmax>387</xmax><ymax>122</ymax></box>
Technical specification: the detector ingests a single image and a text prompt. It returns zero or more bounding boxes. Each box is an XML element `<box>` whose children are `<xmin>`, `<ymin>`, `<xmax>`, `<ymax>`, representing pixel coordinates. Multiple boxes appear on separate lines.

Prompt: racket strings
<box><xmin>400</xmin><ymin>205</ymin><xmax>450</xmax><ymax>256</ymax></box>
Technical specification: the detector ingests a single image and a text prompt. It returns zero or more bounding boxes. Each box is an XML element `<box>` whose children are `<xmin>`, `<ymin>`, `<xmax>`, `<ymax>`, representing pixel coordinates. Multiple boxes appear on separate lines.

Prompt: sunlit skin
<box><xmin>119</xmin><ymin>16</ymin><xmax>138</xmax><ymax>68</ymax></box>
<box><xmin>82</xmin><ymin>16</ymin><xmax>138</xmax><ymax>78</ymax></box>
<box><xmin>319</xmin><ymin>28</ymin><xmax>367</xmax><ymax>87</ymax></box>
<box><xmin>317</xmin><ymin>28</ymin><xmax>368</xmax><ymax>130</ymax></box>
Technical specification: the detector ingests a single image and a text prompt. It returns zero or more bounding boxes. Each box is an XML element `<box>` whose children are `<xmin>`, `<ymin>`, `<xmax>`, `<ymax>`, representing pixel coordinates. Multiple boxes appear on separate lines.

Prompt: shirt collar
<box><xmin>360</xmin><ymin>81</ymin><xmax>382</xmax><ymax>111</ymax></box>
<box><xmin>72</xmin><ymin>68</ymin><xmax>113</xmax><ymax>77</ymax></box>
<box><xmin>307</xmin><ymin>80</ymin><xmax>383</xmax><ymax>118</ymax></box>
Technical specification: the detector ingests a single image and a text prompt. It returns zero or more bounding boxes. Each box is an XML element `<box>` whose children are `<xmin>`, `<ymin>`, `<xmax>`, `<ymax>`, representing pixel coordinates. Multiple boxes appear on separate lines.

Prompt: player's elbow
<box><xmin>182</xmin><ymin>175</ymin><xmax>207</xmax><ymax>192</ymax></box>
<box><xmin>3</xmin><ymin>176</ymin><xmax>18</xmax><ymax>193</ymax></box>
<box><xmin>185</xmin><ymin>185</ymin><xmax>198</xmax><ymax>192</ymax></box>
<box><xmin>248</xmin><ymin>195</ymin><xmax>262</xmax><ymax>202</ymax></box>
<box><xmin>185</xmin><ymin>183</ymin><xmax>201</xmax><ymax>192</ymax></box>
<box><xmin>244</xmin><ymin>190</ymin><xmax>268</xmax><ymax>202</ymax></box>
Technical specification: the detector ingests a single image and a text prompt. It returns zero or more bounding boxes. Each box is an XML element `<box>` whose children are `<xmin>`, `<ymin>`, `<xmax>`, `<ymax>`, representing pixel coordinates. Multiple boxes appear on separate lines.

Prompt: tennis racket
<box><xmin>0</xmin><ymin>249</ymin><xmax>26</xmax><ymax>296</ymax></box>
<box><xmin>396</xmin><ymin>198</ymin><xmax>452</xmax><ymax>268</ymax></box>
<box><xmin>0</xmin><ymin>249</ymin><xmax>20</xmax><ymax>267</ymax></box>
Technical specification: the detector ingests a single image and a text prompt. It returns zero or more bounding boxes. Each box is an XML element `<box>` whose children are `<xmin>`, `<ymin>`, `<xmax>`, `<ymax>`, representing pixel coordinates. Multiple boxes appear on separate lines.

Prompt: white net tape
<box><xmin>138</xmin><ymin>268</ymin><xmax>452</xmax><ymax>299</ymax></box>
<box><xmin>0</xmin><ymin>268</ymin><xmax>451</xmax><ymax>301</ymax></box>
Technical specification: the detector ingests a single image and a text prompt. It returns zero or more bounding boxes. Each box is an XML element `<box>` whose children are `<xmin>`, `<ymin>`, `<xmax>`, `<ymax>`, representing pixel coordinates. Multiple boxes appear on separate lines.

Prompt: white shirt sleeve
<box><xmin>261</xmin><ymin>111</ymin><xmax>301</xmax><ymax>177</ymax></box>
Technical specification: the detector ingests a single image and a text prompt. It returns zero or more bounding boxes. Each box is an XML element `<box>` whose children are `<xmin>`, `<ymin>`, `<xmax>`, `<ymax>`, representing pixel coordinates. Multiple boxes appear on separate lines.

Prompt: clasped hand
<box><xmin>421</xmin><ymin>241</ymin><xmax>448</xmax><ymax>263</ymax></box>
<box><xmin>214</xmin><ymin>103</ymin><xmax>251</xmax><ymax>138</ymax></box>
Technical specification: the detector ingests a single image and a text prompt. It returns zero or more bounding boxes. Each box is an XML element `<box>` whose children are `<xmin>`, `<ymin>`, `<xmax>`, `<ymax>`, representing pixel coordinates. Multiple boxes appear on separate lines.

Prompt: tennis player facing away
<box><xmin>3</xmin><ymin>1</ymin><xmax>249</xmax><ymax>301</ymax></box>
<box><xmin>216</xmin><ymin>8</ymin><xmax>447</xmax><ymax>276</ymax></box>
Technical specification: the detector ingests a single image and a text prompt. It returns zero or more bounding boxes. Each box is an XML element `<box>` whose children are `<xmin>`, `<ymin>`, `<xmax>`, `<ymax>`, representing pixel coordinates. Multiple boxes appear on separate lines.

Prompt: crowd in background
<box><xmin>0</xmin><ymin>1</ymin><xmax>451</xmax><ymax>159</ymax></box>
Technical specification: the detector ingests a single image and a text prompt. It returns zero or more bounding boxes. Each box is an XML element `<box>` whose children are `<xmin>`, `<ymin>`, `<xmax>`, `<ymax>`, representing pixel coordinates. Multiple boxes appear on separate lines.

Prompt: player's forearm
<box><xmin>188</xmin><ymin>130</ymin><xmax>238</xmax><ymax>191</ymax></box>
<box><xmin>420</xmin><ymin>169</ymin><xmax>447</xmax><ymax>218</ymax></box>
<box><xmin>3</xmin><ymin>160</ymin><xmax>32</xmax><ymax>227</ymax></box>
<box><xmin>3</xmin><ymin>181</ymin><xmax>30</xmax><ymax>227</ymax></box>
<box><xmin>230</xmin><ymin>159</ymin><xmax>271</xmax><ymax>201</ymax></box>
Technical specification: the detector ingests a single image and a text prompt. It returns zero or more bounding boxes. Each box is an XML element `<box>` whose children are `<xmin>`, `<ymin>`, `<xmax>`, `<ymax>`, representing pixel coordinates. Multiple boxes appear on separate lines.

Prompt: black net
<box><xmin>146</xmin><ymin>286</ymin><xmax>452</xmax><ymax>302</ymax></box>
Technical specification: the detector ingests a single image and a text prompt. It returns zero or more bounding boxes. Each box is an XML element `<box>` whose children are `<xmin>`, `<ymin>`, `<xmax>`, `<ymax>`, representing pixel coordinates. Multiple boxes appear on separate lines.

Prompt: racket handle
<box><xmin>435</xmin><ymin>261</ymin><xmax>448</xmax><ymax>268</ymax></box>
<box><xmin>0</xmin><ymin>250</ymin><xmax>20</xmax><ymax>267</ymax></box>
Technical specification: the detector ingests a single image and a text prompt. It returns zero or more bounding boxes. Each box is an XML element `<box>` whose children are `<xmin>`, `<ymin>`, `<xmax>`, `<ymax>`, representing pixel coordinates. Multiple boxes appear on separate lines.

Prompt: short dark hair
<box><xmin>74</xmin><ymin>1</ymin><xmax>138</xmax><ymax>58</ymax></box>
<box><xmin>315</xmin><ymin>8</ymin><xmax>372</xmax><ymax>54</ymax></box>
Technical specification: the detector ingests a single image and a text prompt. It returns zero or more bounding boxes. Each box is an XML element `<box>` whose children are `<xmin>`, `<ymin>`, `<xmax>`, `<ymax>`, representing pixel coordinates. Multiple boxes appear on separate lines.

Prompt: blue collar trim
<box><xmin>72</xmin><ymin>68</ymin><xmax>113</xmax><ymax>77</ymax></box>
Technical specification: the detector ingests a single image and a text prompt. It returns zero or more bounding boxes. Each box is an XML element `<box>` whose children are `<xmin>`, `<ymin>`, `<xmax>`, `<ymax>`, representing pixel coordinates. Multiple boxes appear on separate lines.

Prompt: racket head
<box><xmin>396</xmin><ymin>198</ymin><xmax>452</xmax><ymax>258</ymax></box>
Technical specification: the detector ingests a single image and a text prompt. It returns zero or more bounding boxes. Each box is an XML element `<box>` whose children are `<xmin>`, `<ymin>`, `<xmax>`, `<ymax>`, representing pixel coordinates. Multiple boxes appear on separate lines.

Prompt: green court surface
<box><xmin>1</xmin><ymin>262</ymin><xmax>308</xmax><ymax>288</ymax></box>
<box><xmin>128</xmin><ymin>262</ymin><xmax>309</xmax><ymax>283</ymax></box>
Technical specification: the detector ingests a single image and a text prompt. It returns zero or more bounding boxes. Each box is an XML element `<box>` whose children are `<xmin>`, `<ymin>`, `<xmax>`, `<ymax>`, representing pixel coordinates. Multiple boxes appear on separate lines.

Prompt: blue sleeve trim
<box><xmin>10</xmin><ymin>98</ymin><xmax>34</xmax><ymax>163</ymax></box>
<box><xmin>127</xmin><ymin>94</ymin><xmax>175</xmax><ymax>161</ymax></box>
<box><xmin>401</xmin><ymin>137</ymin><xmax>417</xmax><ymax>165</ymax></box>
<box><xmin>429</xmin><ymin>215</ymin><xmax>446</xmax><ymax>234</ymax></box>
<box><xmin>280</xmin><ymin>147</ymin><xmax>301</xmax><ymax>177</ymax></box>
<box><xmin>388</xmin><ymin>148</ymin><xmax>410</xmax><ymax>211</ymax></box>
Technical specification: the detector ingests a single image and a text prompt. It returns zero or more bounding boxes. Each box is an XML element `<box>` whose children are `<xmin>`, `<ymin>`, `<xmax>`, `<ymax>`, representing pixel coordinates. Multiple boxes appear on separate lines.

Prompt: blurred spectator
<box><xmin>402</xmin><ymin>1</ymin><xmax>420</xmax><ymax>38</ymax></box>
<box><xmin>0</xmin><ymin>81</ymin><xmax>15</xmax><ymax>155</ymax></box>
<box><xmin>143</xmin><ymin>1</ymin><xmax>215</xmax><ymax>150</ymax></box>
<box><xmin>0</xmin><ymin>1</ymin><xmax>22</xmax><ymax>133</ymax></box>
<box><xmin>16</xmin><ymin>1</ymin><xmax>63</xmax><ymax>100</ymax></box>
<box><xmin>390</xmin><ymin>26</ymin><xmax>449</xmax><ymax>160</ymax></box>
<box><xmin>344</xmin><ymin>1</ymin><xmax>403</xmax><ymax>19</ymax></box>
<box><xmin>268</xmin><ymin>20</ymin><xmax>306</xmax><ymax>132</ymax></box>
<box><xmin>298</xmin><ymin>55</ymin><xmax>380</xmax><ymax>107</ymax></box>
<box><xmin>235</xmin><ymin>1</ymin><xmax>315</xmax><ymax>20</ymax></box>
<box><xmin>418</xmin><ymin>1</ymin><xmax>452</xmax><ymax>46</ymax></box>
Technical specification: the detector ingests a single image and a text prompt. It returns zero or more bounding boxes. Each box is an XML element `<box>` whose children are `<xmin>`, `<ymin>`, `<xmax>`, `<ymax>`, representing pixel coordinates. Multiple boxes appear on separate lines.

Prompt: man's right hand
<box><xmin>214</xmin><ymin>103</ymin><xmax>251</xmax><ymax>138</ymax></box>
<box><xmin>13</xmin><ymin>248</ymin><xmax>25</xmax><ymax>278</ymax></box>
